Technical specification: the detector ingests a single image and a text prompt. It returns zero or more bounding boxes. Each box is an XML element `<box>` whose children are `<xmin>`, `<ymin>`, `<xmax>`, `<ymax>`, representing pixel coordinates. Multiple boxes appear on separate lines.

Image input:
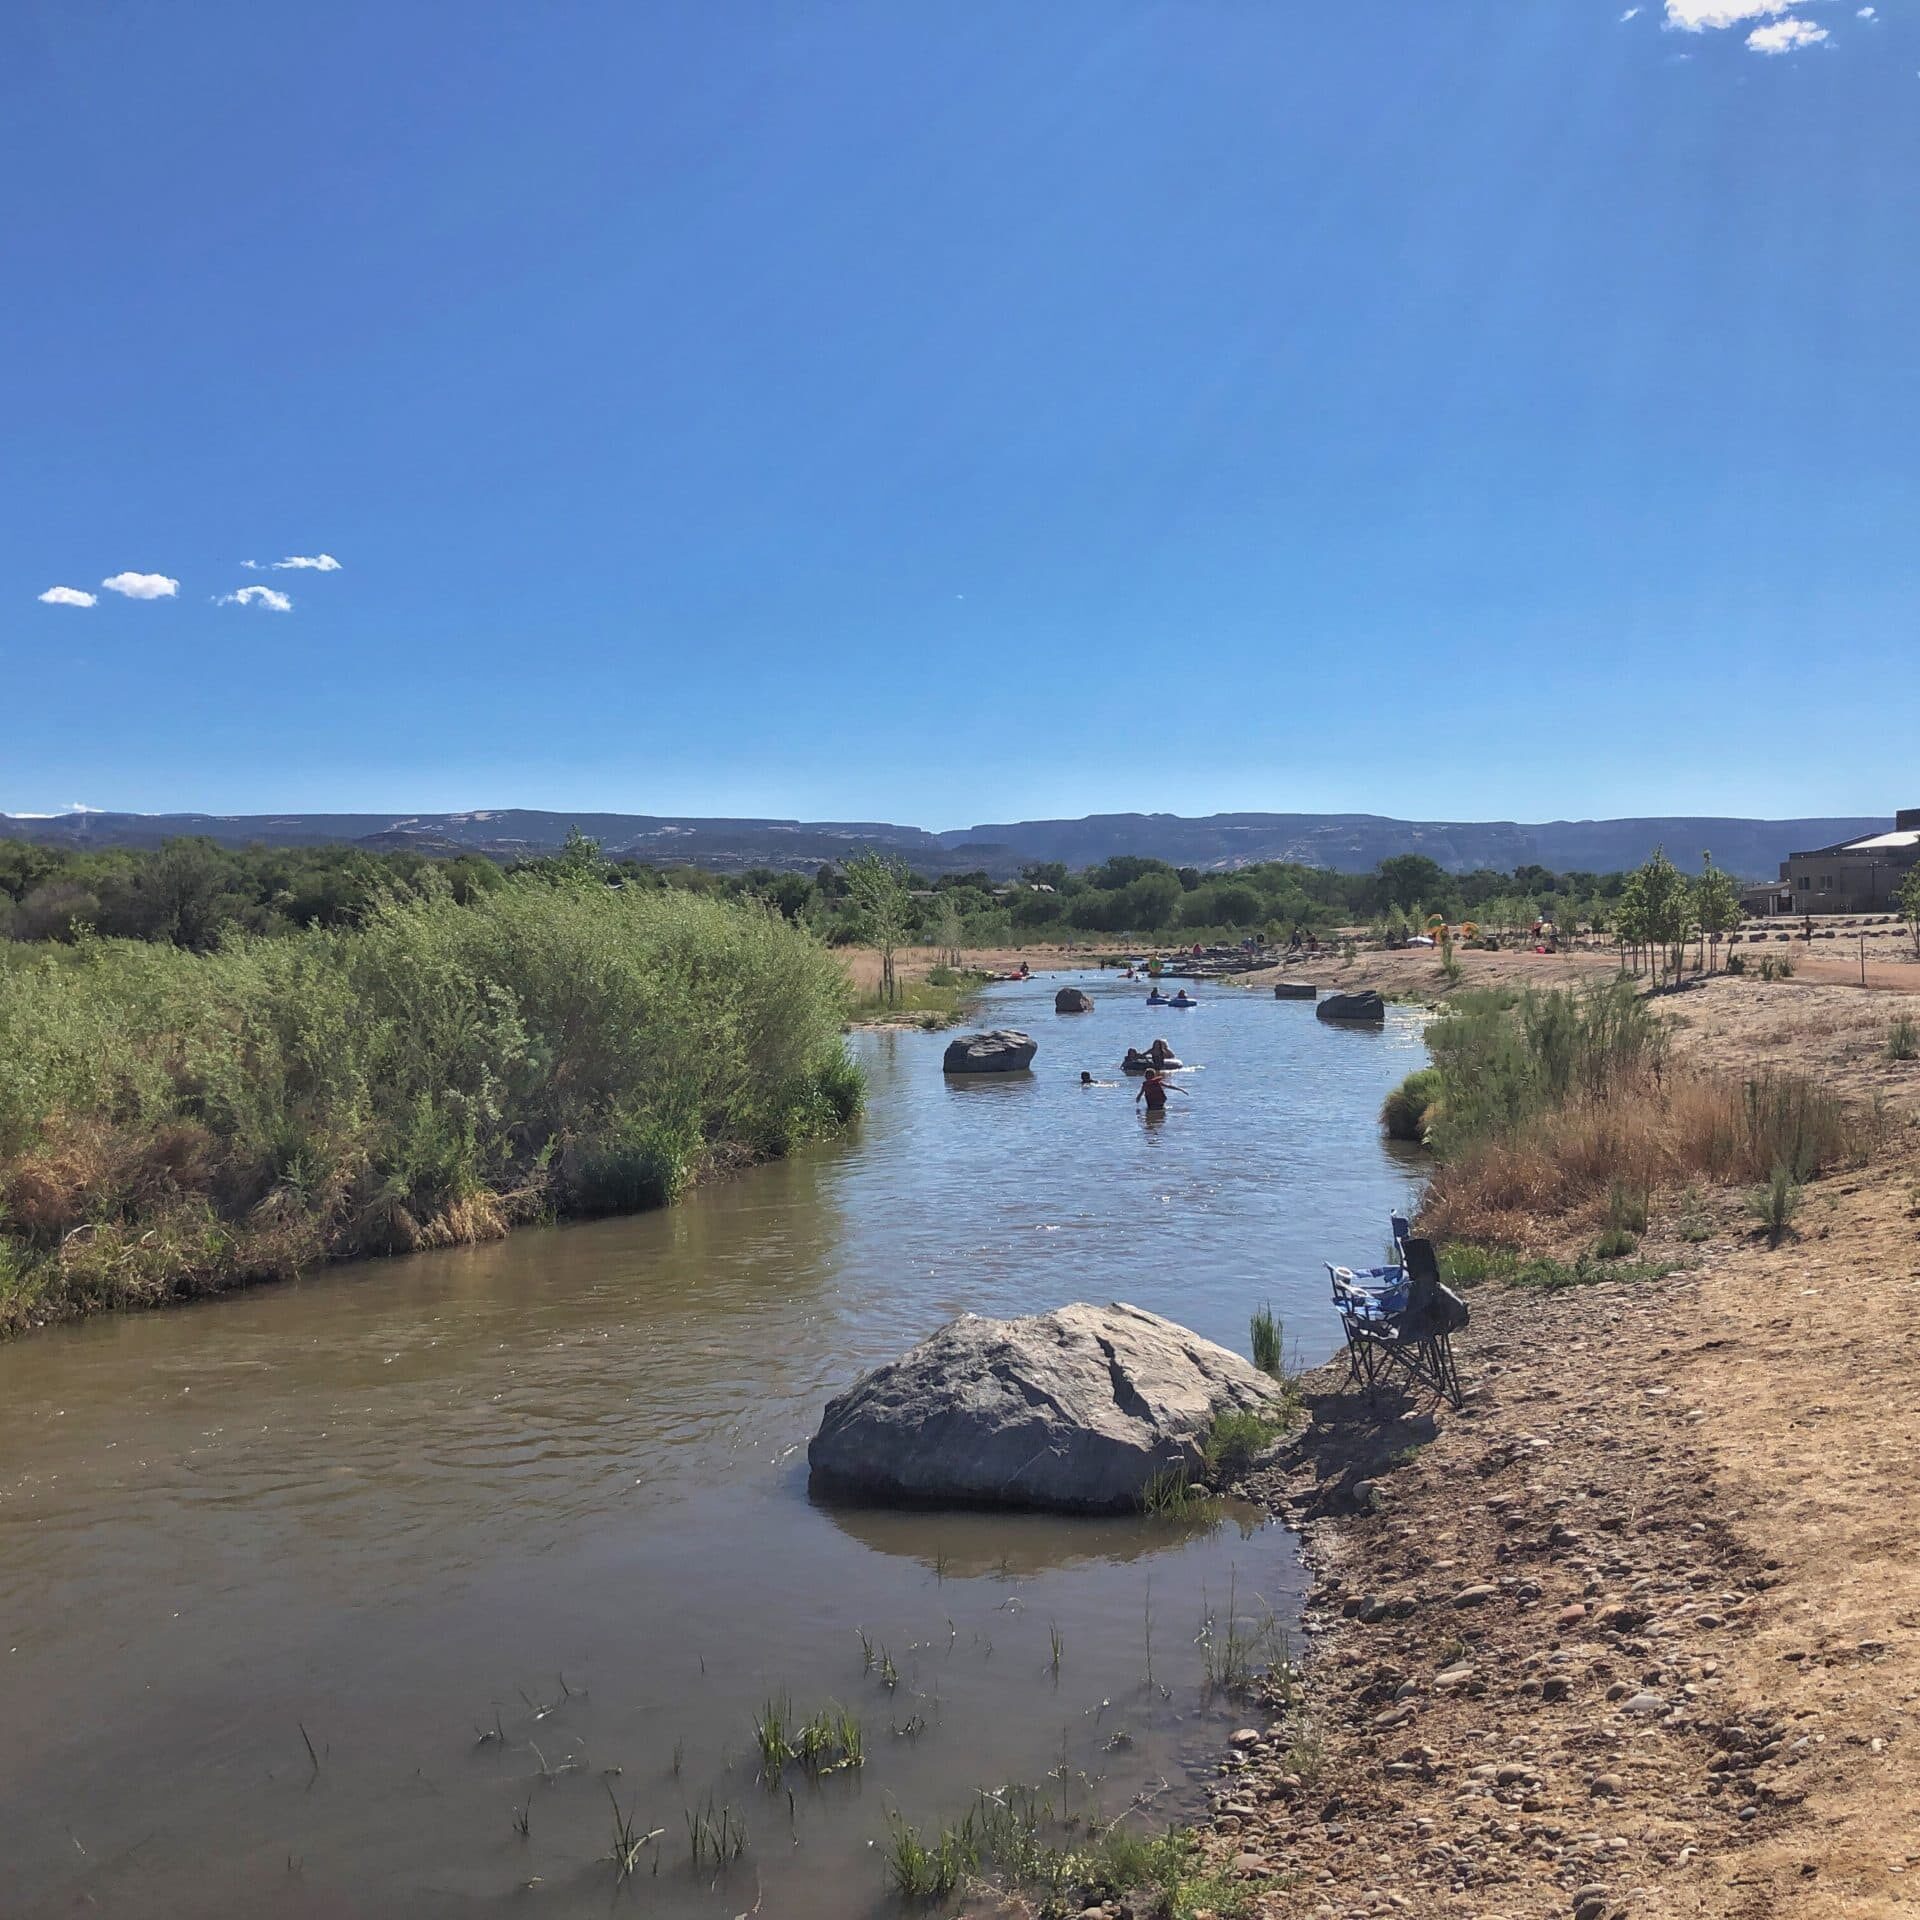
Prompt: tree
<box><xmin>926</xmin><ymin>893</ymin><xmax>964</xmax><ymax>968</ymax></box>
<box><xmin>1121</xmin><ymin>870</ymin><xmax>1182</xmax><ymax>931</ymax></box>
<box><xmin>1377</xmin><ymin>853</ymin><xmax>1451</xmax><ymax>913</ymax></box>
<box><xmin>1900</xmin><ymin>864</ymin><xmax>1920</xmax><ymax>960</ymax></box>
<box><xmin>105</xmin><ymin>837</ymin><xmax>244</xmax><ymax>949</ymax></box>
<box><xmin>1087</xmin><ymin>854</ymin><xmax>1176</xmax><ymax>892</ymax></box>
<box><xmin>1613</xmin><ymin>868</ymin><xmax>1647</xmax><ymax>974</ymax></box>
<box><xmin>555</xmin><ymin>825</ymin><xmax>604</xmax><ymax>884</ymax></box>
<box><xmin>1625</xmin><ymin>848</ymin><xmax>1694</xmax><ymax>984</ymax></box>
<box><xmin>1693</xmin><ymin>854</ymin><xmax>1741</xmax><ymax>974</ymax></box>
<box><xmin>842</xmin><ymin>852</ymin><xmax>914</xmax><ymax>1005</ymax></box>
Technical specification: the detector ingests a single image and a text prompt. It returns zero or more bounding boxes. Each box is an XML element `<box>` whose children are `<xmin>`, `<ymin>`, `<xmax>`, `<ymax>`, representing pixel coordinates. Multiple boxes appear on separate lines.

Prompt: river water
<box><xmin>0</xmin><ymin>972</ymin><xmax>1425</xmax><ymax>1919</ymax></box>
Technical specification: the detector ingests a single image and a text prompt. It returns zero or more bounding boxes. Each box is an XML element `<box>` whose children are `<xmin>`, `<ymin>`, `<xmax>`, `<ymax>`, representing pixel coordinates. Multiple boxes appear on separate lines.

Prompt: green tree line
<box><xmin>0</xmin><ymin>833</ymin><xmax>1653</xmax><ymax>952</ymax></box>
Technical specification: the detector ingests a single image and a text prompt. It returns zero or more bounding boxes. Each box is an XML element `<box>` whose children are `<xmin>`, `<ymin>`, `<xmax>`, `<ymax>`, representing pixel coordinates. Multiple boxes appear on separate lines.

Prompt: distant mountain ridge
<box><xmin>0</xmin><ymin>807</ymin><xmax>1887</xmax><ymax>882</ymax></box>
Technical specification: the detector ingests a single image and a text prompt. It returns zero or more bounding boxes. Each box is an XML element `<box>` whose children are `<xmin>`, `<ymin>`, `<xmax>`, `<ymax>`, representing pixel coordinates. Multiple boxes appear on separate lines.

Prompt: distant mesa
<box><xmin>0</xmin><ymin>806</ymin><xmax>1891</xmax><ymax>882</ymax></box>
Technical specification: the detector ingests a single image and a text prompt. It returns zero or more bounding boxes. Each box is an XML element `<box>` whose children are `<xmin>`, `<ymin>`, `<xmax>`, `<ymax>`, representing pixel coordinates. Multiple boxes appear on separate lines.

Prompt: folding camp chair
<box><xmin>1327</xmin><ymin>1231</ymin><xmax>1468</xmax><ymax>1411</ymax></box>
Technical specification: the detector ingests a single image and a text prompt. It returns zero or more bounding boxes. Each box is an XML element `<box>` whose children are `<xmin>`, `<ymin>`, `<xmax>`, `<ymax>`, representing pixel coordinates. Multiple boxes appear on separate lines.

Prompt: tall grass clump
<box><xmin>1249</xmin><ymin>1302</ymin><xmax>1282</xmax><ymax>1377</ymax></box>
<box><xmin>0</xmin><ymin>879</ymin><xmax>860</xmax><ymax>1335</ymax></box>
<box><xmin>1751</xmin><ymin>1165</ymin><xmax>1801</xmax><ymax>1247</ymax></box>
<box><xmin>1887</xmin><ymin>1013</ymin><xmax>1919</xmax><ymax>1063</ymax></box>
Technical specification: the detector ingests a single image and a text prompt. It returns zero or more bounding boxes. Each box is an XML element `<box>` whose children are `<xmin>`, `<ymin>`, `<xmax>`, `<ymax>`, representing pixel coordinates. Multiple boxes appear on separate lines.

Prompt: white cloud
<box><xmin>216</xmin><ymin>585</ymin><xmax>293</xmax><ymax>611</ymax></box>
<box><xmin>1622</xmin><ymin>6</ymin><xmax>1644</xmax><ymax>19</ymax></box>
<box><xmin>240</xmin><ymin>558</ymin><xmax>261</xmax><ymax>569</ymax></box>
<box><xmin>1858</xmin><ymin>5</ymin><xmax>1876</xmax><ymax>16</ymax></box>
<box><xmin>38</xmin><ymin>586</ymin><xmax>98</xmax><ymax>608</ymax></box>
<box><xmin>1749</xmin><ymin>16</ymin><xmax>1829</xmax><ymax>48</ymax></box>
<box><xmin>101</xmin><ymin>571</ymin><xmax>179</xmax><ymax>600</ymax></box>
<box><xmin>1665</xmin><ymin>0</ymin><xmax>1791</xmax><ymax>26</ymax></box>
<box><xmin>270</xmin><ymin>553</ymin><xmax>341</xmax><ymax>572</ymax></box>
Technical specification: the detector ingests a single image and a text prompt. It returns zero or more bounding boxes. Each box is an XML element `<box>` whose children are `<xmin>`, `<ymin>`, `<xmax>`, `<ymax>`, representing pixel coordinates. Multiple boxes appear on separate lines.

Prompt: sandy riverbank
<box><xmin>837</xmin><ymin>942</ymin><xmax>1128</xmax><ymax>997</ymax></box>
<box><xmin>1161</xmin><ymin>951</ymin><xmax>1920</xmax><ymax>1920</ymax></box>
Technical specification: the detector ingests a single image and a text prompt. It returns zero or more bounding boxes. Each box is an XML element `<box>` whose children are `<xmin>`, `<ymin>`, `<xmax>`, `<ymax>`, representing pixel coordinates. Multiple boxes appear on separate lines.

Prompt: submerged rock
<box><xmin>1054</xmin><ymin>986</ymin><xmax>1095</xmax><ymax>1014</ymax></box>
<box><xmin>1316</xmin><ymin>990</ymin><xmax>1386</xmax><ymax>1025</ymax></box>
<box><xmin>941</xmin><ymin>1029</ymin><xmax>1038</xmax><ymax>1073</ymax></box>
<box><xmin>807</xmin><ymin>1302</ymin><xmax>1287</xmax><ymax>1512</ymax></box>
<box><xmin>1273</xmin><ymin>981</ymin><xmax>1317</xmax><ymax>1000</ymax></box>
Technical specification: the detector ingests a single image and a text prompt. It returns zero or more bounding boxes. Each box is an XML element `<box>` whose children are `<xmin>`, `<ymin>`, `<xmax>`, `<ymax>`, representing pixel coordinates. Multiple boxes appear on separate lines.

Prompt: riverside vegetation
<box><xmin>0</xmin><ymin>872</ymin><xmax>861</xmax><ymax>1335</ymax></box>
<box><xmin>1</xmin><ymin>832</ymin><xmax>1681</xmax><ymax>956</ymax></box>
<box><xmin>1385</xmin><ymin>975</ymin><xmax>1880</xmax><ymax>1258</ymax></box>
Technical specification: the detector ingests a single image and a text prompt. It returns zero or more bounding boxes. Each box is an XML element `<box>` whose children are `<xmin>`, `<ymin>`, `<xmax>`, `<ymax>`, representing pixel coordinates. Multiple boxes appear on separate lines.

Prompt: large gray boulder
<box><xmin>942</xmin><ymin>1029</ymin><xmax>1037</xmax><ymax>1073</ymax></box>
<box><xmin>1317</xmin><ymin>990</ymin><xmax>1386</xmax><ymax>1025</ymax></box>
<box><xmin>807</xmin><ymin>1302</ymin><xmax>1286</xmax><ymax>1512</ymax></box>
<box><xmin>1054</xmin><ymin>986</ymin><xmax>1094</xmax><ymax>1014</ymax></box>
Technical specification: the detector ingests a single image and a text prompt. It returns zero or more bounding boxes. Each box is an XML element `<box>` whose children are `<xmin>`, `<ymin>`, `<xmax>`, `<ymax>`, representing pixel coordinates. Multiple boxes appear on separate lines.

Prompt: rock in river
<box><xmin>1054</xmin><ymin>987</ymin><xmax>1095</xmax><ymax>1014</ymax></box>
<box><xmin>1316</xmin><ymin>990</ymin><xmax>1386</xmax><ymax>1025</ymax></box>
<box><xmin>807</xmin><ymin>1302</ymin><xmax>1288</xmax><ymax>1512</ymax></box>
<box><xmin>941</xmin><ymin>1029</ymin><xmax>1038</xmax><ymax>1073</ymax></box>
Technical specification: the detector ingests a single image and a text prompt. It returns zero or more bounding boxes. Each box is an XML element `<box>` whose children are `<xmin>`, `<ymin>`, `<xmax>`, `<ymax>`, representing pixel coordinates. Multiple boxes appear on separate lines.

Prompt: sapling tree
<box><xmin>1694</xmin><ymin>854</ymin><xmax>1742</xmax><ymax>975</ymax></box>
<box><xmin>842</xmin><ymin>852</ymin><xmax>915</xmax><ymax>1006</ymax></box>
<box><xmin>1614</xmin><ymin>868</ymin><xmax>1649</xmax><ymax>977</ymax></box>
<box><xmin>927</xmin><ymin>894</ymin><xmax>964</xmax><ymax>970</ymax></box>
<box><xmin>1634</xmin><ymin>848</ymin><xmax>1695</xmax><ymax>984</ymax></box>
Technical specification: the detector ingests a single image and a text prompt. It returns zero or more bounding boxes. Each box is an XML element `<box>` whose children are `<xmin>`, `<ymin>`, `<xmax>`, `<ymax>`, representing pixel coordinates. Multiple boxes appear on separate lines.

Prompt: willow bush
<box><xmin>0</xmin><ymin>880</ymin><xmax>859</xmax><ymax>1332</ymax></box>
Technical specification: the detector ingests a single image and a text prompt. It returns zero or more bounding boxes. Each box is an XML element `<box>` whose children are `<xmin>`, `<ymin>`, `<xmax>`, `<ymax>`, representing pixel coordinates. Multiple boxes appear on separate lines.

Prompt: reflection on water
<box><xmin>0</xmin><ymin>972</ymin><xmax>1424</xmax><ymax>1918</ymax></box>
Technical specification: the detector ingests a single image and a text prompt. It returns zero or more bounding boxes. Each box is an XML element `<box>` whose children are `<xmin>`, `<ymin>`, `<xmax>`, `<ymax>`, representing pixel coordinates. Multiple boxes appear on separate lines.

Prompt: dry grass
<box><xmin>836</xmin><ymin>941</ymin><xmax>1119</xmax><ymax>995</ymax></box>
<box><xmin>1422</xmin><ymin>1066</ymin><xmax>1883</xmax><ymax>1247</ymax></box>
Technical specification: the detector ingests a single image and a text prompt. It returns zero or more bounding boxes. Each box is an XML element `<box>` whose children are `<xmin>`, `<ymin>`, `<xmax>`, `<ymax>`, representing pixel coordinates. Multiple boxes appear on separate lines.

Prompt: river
<box><xmin>0</xmin><ymin>971</ymin><xmax>1425</xmax><ymax>1918</ymax></box>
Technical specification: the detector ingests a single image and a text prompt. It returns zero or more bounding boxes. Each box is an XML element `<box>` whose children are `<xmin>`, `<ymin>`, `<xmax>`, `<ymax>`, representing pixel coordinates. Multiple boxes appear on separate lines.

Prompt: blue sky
<box><xmin>4</xmin><ymin>1</ymin><xmax>1916</xmax><ymax>829</ymax></box>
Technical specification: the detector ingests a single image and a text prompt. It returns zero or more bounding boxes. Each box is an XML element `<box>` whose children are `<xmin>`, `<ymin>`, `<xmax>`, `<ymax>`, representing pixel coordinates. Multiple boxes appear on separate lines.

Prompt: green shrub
<box><xmin>570</xmin><ymin>1115</ymin><xmax>697</xmax><ymax>1215</ymax></box>
<box><xmin>1203</xmin><ymin>1407</ymin><xmax>1287</xmax><ymax>1478</ymax></box>
<box><xmin>1422</xmin><ymin>979</ymin><xmax>1665</xmax><ymax>1157</ymax></box>
<box><xmin>1886</xmin><ymin>1013</ymin><xmax>1919</xmax><ymax>1063</ymax></box>
<box><xmin>1379</xmin><ymin>1067</ymin><xmax>1441</xmax><ymax>1143</ymax></box>
<box><xmin>1437</xmin><ymin>1242</ymin><xmax>1517</xmax><ymax>1286</ymax></box>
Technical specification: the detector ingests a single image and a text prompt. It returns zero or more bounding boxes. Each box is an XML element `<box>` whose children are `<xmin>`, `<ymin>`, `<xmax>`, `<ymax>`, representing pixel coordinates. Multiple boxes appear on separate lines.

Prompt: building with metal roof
<box><xmin>1779</xmin><ymin>810</ymin><xmax>1920</xmax><ymax>915</ymax></box>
